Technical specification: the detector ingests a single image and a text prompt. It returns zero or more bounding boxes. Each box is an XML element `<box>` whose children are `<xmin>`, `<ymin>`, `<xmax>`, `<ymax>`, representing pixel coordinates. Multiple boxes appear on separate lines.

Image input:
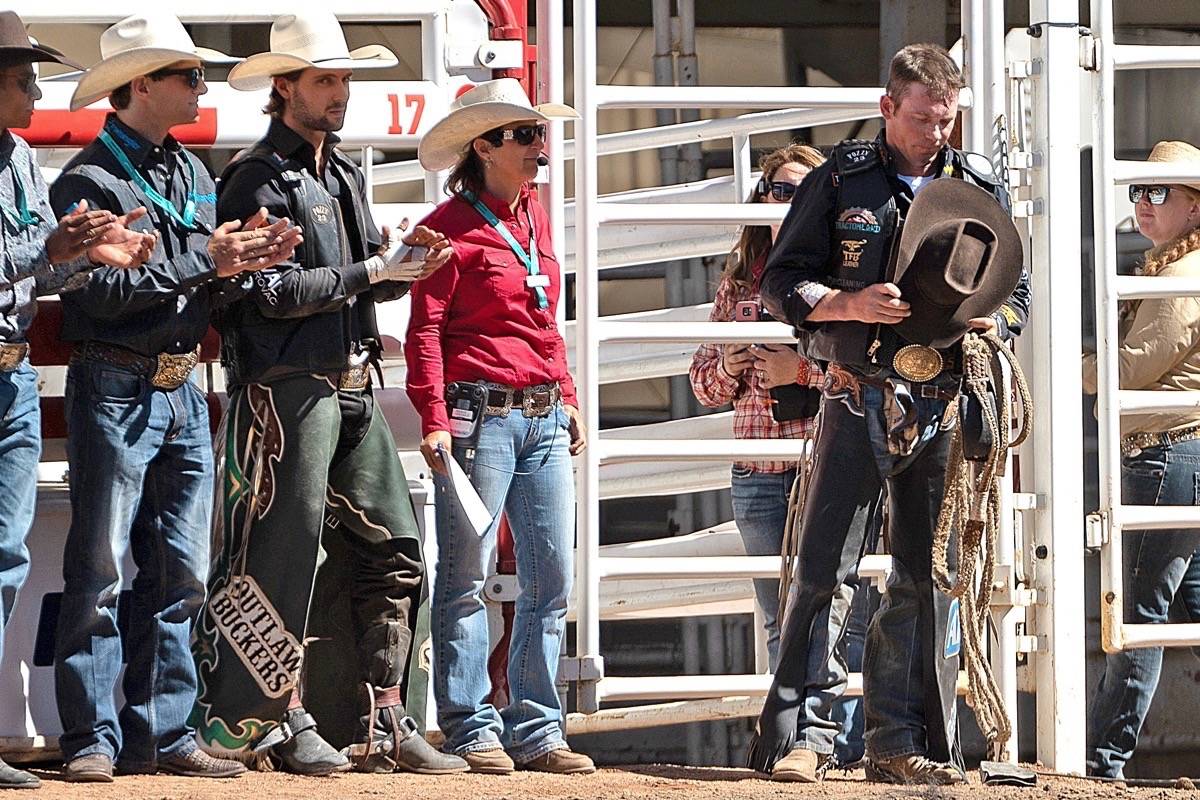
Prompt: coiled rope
<box><xmin>931</xmin><ymin>331</ymin><xmax>1033</xmax><ymax>758</ymax></box>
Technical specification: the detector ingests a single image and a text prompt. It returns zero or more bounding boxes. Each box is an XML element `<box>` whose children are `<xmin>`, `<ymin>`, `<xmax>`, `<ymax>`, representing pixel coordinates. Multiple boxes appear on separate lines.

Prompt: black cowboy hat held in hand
<box><xmin>891</xmin><ymin>179</ymin><xmax>1024</xmax><ymax>349</ymax></box>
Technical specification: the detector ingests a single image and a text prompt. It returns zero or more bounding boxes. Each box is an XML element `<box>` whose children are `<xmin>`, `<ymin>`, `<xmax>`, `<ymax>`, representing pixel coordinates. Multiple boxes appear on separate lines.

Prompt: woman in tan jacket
<box><xmin>1083</xmin><ymin>140</ymin><xmax>1200</xmax><ymax>779</ymax></box>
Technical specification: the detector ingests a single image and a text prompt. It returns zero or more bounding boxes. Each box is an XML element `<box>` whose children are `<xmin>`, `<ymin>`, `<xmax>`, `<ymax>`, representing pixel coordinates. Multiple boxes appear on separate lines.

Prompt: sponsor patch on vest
<box><xmin>835</xmin><ymin>207</ymin><xmax>882</xmax><ymax>234</ymax></box>
<box><xmin>312</xmin><ymin>203</ymin><xmax>333</xmax><ymax>224</ymax></box>
<box><xmin>209</xmin><ymin>575</ymin><xmax>302</xmax><ymax>699</ymax></box>
<box><xmin>841</xmin><ymin>239</ymin><xmax>867</xmax><ymax>268</ymax></box>
<box><xmin>843</xmin><ymin>144</ymin><xmax>874</xmax><ymax>165</ymax></box>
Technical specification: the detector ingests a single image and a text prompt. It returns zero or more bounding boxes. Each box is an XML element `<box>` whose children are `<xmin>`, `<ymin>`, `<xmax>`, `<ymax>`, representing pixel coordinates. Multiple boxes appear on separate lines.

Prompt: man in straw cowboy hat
<box><xmin>191</xmin><ymin>11</ymin><xmax>464</xmax><ymax>777</ymax></box>
<box><xmin>746</xmin><ymin>43</ymin><xmax>1031</xmax><ymax>785</ymax></box>
<box><xmin>49</xmin><ymin>12</ymin><xmax>302</xmax><ymax>783</ymax></box>
<box><xmin>0</xmin><ymin>11</ymin><xmax>158</xmax><ymax>790</ymax></box>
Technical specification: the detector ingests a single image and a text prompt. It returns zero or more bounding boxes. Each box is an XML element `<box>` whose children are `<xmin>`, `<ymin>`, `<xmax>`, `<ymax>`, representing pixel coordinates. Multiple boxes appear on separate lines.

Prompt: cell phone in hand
<box><xmin>734</xmin><ymin>300</ymin><xmax>760</xmax><ymax>322</ymax></box>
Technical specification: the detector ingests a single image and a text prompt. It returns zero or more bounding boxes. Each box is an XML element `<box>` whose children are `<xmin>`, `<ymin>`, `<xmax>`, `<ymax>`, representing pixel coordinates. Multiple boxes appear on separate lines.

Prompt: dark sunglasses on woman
<box><xmin>483</xmin><ymin>124</ymin><xmax>548</xmax><ymax>147</ymax></box>
<box><xmin>151</xmin><ymin>66</ymin><xmax>205</xmax><ymax>89</ymax></box>
<box><xmin>1128</xmin><ymin>184</ymin><xmax>1172</xmax><ymax>205</ymax></box>
<box><xmin>755</xmin><ymin>177</ymin><xmax>799</xmax><ymax>202</ymax></box>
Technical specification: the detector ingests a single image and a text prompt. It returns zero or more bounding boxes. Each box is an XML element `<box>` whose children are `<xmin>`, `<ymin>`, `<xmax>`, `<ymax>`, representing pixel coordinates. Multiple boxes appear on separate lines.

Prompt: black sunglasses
<box><xmin>151</xmin><ymin>66</ymin><xmax>205</xmax><ymax>90</ymax></box>
<box><xmin>755</xmin><ymin>177</ymin><xmax>800</xmax><ymax>202</ymax></box>
<box><xmin>482</xmin><ymin>124</ymin><xmax>548</xmax><ymax>147</ymax></box>
<box><xmin>1129</xmin><ymin>184</ymin><xmax>1172</xmax><ymax>205</ymax></box>
<box><xmin>0</xmin><ymin>72</ymin><xmax>37</xmax><ymax>96</ymax></box>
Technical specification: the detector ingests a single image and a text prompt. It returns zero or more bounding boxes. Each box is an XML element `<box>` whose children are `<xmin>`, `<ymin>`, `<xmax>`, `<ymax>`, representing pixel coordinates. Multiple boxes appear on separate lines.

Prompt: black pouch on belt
<box><xmin>959</xmin><ymin>381</ymin><xmax>998</xmax><ymax>462</ymax></box>
<box><xmin>445</xmin><ymin>381</ymin><xmax>486</xmax><ymax>448</ymax></box>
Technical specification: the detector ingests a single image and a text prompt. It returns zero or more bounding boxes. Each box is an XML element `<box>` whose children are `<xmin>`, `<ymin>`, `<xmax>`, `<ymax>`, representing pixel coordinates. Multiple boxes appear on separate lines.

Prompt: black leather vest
<box><xmin>802</xmin><ymin>139</ymin><xmax>900</xmax><ymax>369</ymax></box>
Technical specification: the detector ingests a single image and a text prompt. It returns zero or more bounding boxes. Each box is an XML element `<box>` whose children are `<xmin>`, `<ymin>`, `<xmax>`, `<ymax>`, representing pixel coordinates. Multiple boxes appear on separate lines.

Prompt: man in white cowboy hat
<box><xmin>0</xmin><ymin>11</ymin><xmax>157</xmax><ymax>790</ymax></box>
<box><xmin>190</xmin><ymin>11</ymin><xmax>464</xmax><ymax>777</ymax></box>
<box><xmin>49</xmin><ymin>12</ymin><xmax>302</xmax><ymax>783</ymax></box>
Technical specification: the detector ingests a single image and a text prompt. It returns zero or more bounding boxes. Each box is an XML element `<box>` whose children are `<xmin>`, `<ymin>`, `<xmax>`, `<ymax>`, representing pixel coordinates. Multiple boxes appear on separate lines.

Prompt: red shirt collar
<box><xmin>472</xmin><ymin>185</ymin><xmax>531</xmax><ymax>221</ymax></box>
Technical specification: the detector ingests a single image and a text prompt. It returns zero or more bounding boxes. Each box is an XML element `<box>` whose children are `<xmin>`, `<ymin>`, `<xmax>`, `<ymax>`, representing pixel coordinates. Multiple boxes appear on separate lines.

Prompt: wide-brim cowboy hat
<box><xmin>891</xmin><ymin>179</ymin><xmax>1024</xmax><ymax>349</ymax></box>
<box><xmin>0</xmin><ymin>11</ymin><xmax>83</xmax><ymax>71</ymax></box>
<box><xmin>1145</xmin><ymin>140</ymin><xmax>1200</xmax><ymax>193</ymax></box>
<box><xmin>227</xmin><ymin>11</ymin><xmax>397</xmax><ymax>92</ymax></box>
<box><xmin>418</xmin><ymin>78</ymin><xmax>579</xmax><ymax>171</ymax></box>
<box><xmin>70</xmin><ymin>13</ymin><xmax>233</xmax><ymax>111</ymax></box>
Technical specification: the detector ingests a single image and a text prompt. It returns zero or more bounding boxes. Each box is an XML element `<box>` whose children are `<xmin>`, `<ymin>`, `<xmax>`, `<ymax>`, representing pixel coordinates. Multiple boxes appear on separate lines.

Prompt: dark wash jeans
<box><xmin>748</xmin><ymin>385</ymin><xmax>960</xmax><ymax>771</ymax></box>
<box><xmin>54</xmin><ymin>360</ymin><xmax>211</xmax><ymax>768</ymax></box>
<box><xmin>1087</xmin><ymin>437</ymin><xmax>1200</xmax><ymax>778</ymax></box>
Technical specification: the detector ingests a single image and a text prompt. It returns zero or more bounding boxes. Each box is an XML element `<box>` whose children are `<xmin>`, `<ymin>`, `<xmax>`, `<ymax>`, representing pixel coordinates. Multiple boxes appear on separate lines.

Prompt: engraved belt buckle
<box><xmin>893</xmin><ymin>344</ymin><xmax>944</xmax><ymax>383</ymax></box>
<box><xmin>485</xmin><ymin>384</ymin><xmax>513</xmax><ymax>417</ymax></box>
<box><xmin>151</xmin><ymin>347</ymin><xmax>198</xmax><ymax>389</ymax></box>
<box><xmin>521</xmin><ymin>386</ymin><xmax>555</xmax><ymax>418</ymax></box>
<box><xmin>338</xmin><ymin>363</ymin><xmax>370</xmax><ymax>391</ymax></box>
<box><xmin>0</xmin><ymin>343</ymin><xmax>28</xmax><ymax>372</ymax></box>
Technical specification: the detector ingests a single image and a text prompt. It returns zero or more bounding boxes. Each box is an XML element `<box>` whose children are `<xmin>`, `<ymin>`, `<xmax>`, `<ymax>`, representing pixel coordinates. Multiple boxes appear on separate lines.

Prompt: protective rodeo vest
<box><xmin>802</xmin><ymin>139</ymin><xmax>900</xmax><ymax>370</ymax></box>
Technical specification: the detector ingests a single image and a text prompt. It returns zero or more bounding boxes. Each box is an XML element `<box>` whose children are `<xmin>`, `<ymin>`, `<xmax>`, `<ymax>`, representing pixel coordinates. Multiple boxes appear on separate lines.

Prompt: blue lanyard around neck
<box><xmin>462</xmin><ymin>191</ymin><xmax>549</xmax><ymax>310</ymax></box>
<box><xmin>0</xmin><ymin>164</ymin><xmax>42</xmax><ymax>232</ymax></box>
<box><xmin>97</xmin><ymin>127</ymin><xmax>200</xmax><ymax>230</ymax></box>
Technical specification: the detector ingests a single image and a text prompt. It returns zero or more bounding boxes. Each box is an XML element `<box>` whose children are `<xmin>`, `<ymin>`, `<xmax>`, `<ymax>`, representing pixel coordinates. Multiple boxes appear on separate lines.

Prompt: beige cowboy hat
<box><xmin>70</xmin><ymin>13</ymin><xmax>233</xmax><ymax>111</ymax></box>
<box><xmin>227</xmin><ymin>11</ymin><xmax>397</xmax><ymax>92</ymax></box>
<box><xmin>1145</xmin><ymin>140</ymin><xmax>1200</xmax><ymax>193</ymax></box>
<box><xmin>418</xmin><ymin>78</ymin><xmax>578</xmax><ymax>171</ymax></box>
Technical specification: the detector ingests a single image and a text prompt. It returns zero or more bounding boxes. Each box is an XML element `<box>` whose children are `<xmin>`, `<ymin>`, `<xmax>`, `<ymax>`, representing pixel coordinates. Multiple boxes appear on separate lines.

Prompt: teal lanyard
<box><xmin>463</xmin><ymin>191</ymin><xmax>548</xmax><ymax>310</ymax></box>
<box><xmin>97</xmin><ymin>128</ymin><xmax>200</xmax><ymax>230</ymax></box>
<box><xmin>0</xmin><ymin>165</ymin><xmax>43</xmax><ymax>231</ymax></box>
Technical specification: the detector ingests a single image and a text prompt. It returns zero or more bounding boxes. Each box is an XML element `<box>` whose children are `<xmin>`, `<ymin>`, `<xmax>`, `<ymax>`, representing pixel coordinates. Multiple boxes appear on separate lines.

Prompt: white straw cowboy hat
<box><xmin>1145</xmin><ymin>140</ymin><xmax>1200</xmax><ymax>193</ymax></box>
<box><xmin>227</xmin><ymin>11</ymin><xmax>397</xmax><ymax>92</ymax></box>
<box><xmin>70</xmin><ymin>13</ymin><xmax>232</xmax><ymax>111</ymax></box>
<box><xmin>418</xmin><ymin>78</ymin><xmax>579</xmax><ymax>171</ymax></box>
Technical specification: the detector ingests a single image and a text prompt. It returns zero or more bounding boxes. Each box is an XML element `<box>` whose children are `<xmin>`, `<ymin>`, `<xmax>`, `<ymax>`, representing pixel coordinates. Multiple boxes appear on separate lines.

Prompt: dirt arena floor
<box><xmin>15</xmin><ymin>764</ymin><xmax>1200</xmax><ymax>800</ymax></box>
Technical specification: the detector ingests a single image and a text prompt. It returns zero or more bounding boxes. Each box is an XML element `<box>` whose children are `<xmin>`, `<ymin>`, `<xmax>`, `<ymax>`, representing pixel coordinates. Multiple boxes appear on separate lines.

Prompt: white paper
<box><xmin>439</xmin><ymin>448</ymin><xmax>494</xmax><ymax>537</ymax></box>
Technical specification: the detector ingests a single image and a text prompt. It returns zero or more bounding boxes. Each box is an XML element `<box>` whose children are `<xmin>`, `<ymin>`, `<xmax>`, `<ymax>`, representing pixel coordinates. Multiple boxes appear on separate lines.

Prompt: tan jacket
<box><xmin>1083</xmin><ymin>248</ymin><xmax>1200</xmax><ymax>436</ymax></box>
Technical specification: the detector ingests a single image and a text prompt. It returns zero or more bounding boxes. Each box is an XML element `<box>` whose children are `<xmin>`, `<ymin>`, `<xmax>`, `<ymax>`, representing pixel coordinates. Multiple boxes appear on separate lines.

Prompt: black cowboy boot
<box><xmin>256</xmin><ymin>706</ymin><xmax>350</xmax><ymax>776</ymax></box>
<box><xmin>344</xmin><ymin>683</ymin><xmax>467</xmax><ymax>774</ymax></box>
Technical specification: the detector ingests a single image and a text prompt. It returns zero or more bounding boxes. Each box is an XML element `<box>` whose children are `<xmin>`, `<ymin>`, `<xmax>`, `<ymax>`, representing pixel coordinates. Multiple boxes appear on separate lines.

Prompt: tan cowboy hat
<box><xmin>0</xmin><ymin>11</ymin><xmax>83</xmax><ymax>71</ymax></box>
<box><xmin>227</xmin><ymin>12</ymin><xmax>397</xmax><ymax>92</ymax></box>
<box><xmin>418</xmin><ymin>78</ymin><xmax>578</xmax><ymax>171</ymax></box>
<box><xmin>70</xmin><ymin>13</ymin><xmax>232</xmax><ymax>111</ymax></box>
<box><xmin>1146</xmin><ymin>140</ymin><xmax>1200</xmax><ymax>193</ymax></box>
<box><xmin>891</xmin><ymin>179</ymin><xmax>1024</xmax><ymax>349</ymax></box>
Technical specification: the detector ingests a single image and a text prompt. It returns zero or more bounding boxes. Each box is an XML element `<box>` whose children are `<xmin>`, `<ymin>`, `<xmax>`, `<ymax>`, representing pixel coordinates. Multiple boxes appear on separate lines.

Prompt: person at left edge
<box><xmin>0</xmin><ymin>11</ymin><xmax>156</xmax><ymax>791</ymax></box>
<box><xmin>195</xmin><ymin>12</ymin><xmax>465</xmax><ymax>777</ymax></box>
<box><xmin>49</xmin><ymin>12</ymin><xmax>301</xmax><ymax>784</ymax></box>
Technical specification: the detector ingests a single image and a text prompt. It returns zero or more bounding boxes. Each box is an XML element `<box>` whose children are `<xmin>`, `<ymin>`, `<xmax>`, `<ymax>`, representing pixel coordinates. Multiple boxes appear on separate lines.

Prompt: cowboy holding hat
<box><xmin>49</xmin><ymin>11</ymin><xmax>302</xmax><ymax>783</ymax></box>
<box><xmin>405</xmin><ymin>79</ymin><xmax>594</xmax><ymax>775</ymax></box>
<box><xmin>193</xmin><ymin>11</ymin><xmax>464</xmax><ymax>777</ymax></box>
<box><xmin>746</xmin><ymin>43</ymin><xmax>1030</xmax><ymax>786</ymax></box>
<box><xmin>0</xmin><ymin>12</ymin><xmax>154</xmax><ymax>789</ymax></box>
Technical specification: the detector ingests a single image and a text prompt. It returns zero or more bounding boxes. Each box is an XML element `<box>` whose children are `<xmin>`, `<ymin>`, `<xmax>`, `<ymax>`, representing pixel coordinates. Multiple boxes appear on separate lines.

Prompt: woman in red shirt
<box><xmin>405</xmin><ymin>79</ymin><xmax>591</xmax><ymax>776</ymax></box>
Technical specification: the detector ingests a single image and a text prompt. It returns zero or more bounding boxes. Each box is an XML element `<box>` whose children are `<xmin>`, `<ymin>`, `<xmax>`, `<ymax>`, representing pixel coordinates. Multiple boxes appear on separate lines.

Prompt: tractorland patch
<box><xmin>209</xmin><ymin>576</ymin><xmax>302</xmax><ymax>699</ymax></box>
<box><xmin>835</xmin><ymin>207</ymin><xmax>882</xmax><ymax>234</ymax></box>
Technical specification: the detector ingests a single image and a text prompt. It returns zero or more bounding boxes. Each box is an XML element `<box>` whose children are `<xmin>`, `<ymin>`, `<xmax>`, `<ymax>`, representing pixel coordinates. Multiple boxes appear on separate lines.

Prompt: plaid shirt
<box><xmin>689</xmin><ymin>256</ymin><xmax>823</xmax><ymax>473</ymax></box>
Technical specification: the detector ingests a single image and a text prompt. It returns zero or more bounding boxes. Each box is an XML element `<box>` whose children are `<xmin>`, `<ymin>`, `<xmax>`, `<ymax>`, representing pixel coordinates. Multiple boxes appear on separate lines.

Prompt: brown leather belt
<box><xmin>1121</xmin><ymin>424</ymin><xmax>1200</xmax><ymax>456</ymax></box>
<box><xmin>483</xmin><ymin>381</ymin><xmax>561</xmax><ymax>418</ymax></box>
<box><xmin>73</xmin><ymin>342</ymin><xmax>200</xmax><ymax>390</ymax></box>
<box><xmin>0</xmin><ymin>342</ymin><xmax>29</xmax><ymax>372</ymax></box>
<box><xmin>853</xmin><ymin>371</ymin><xmax>959</xmax><ymax>403</ymax></box>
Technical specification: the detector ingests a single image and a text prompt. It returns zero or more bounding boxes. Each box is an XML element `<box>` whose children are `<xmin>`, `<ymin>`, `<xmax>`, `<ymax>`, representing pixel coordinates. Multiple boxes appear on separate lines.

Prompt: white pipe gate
<box><xmin>1089</xmin><ymin>2</ymin><xmax>1200</xmax><ymax>653</ymax></box>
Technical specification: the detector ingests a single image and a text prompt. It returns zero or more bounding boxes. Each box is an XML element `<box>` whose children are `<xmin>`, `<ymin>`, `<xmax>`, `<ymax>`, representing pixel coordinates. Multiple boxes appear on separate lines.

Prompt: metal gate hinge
<box><xmin>557</xmin><ymin>655</ymin><xmax>605</xmax><ymax>682</ymax></box>
<box><xmin>1079</xmin><ymin>33</ymin><xmax>1101</xmax><ymax>71</ymax></box>
<box><xmin>1011</xmin><ymin>199</ymin><xmax>1043</xmax><ymax>218</ymax></box>
<box><xmin>1085</xmin><ymin>511</ymin><xmax>1110</xmax><ymax>552</ymax></box>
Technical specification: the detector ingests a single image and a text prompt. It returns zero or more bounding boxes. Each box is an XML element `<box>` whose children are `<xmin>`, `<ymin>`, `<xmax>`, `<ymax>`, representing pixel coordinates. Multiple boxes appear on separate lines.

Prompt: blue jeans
<box><xmin>55</xmin><ymin>360</ymin><xmax>211</xmax><ymax>768</ymax></box>
<box><xmin>1087</xmin><ymin>437</ymin><xmax>1200</xmax><ymax>779</ymax></box>
<box><xmin>832</xmin><ymin>572</ymin><xmax>879</xmax><ymax>766</ymax></box>
<box><xmin>730</xmin><ymin>467</ymin><xmax>797</xmax><ymax>670</ymax></box>
<box><xmin>432</xmin><ymin>403</ymin><xmax>575</xmax><ymax>762</ymax></box>
<box><xmin>0</xmin><ymin>361</ymin><xmax>41</xmax><ymax>671</ymax></box>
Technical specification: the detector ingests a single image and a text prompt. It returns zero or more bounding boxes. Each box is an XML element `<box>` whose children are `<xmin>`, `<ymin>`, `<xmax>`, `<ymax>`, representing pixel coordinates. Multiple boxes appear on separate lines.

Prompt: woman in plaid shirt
<box><xmin>689</xmin><ymin>143</ymin><xmax>825</xmax><ymax>669</ymax></box>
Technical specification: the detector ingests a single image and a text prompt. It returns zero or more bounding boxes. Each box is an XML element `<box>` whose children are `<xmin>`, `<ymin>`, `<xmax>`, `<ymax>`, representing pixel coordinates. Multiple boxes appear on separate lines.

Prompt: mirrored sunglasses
<box><xmin>484</xmin><ymin>124</ymin><xmax>548</xmax><ymax>147</ymax></box>
<box><xmin>153</xmin><ymin>67</ymin><xmax>205</xmax><ymax>90</ymax></box>
<box><xmin>756</xmin><ymin>178</ymin><xmax>799</xmax><ymax>202</ymax></box>
<box><xmin>1129</xmin><ymin>184</ymin><xmax>1171</xmax><ymax>205</ymax></box>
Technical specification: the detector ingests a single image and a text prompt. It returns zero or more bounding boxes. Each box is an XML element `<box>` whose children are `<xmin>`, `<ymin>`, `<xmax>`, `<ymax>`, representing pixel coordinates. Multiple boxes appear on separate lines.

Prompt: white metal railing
<box><xmin>570</xmin><ymin>3</ymin><xmax>1032</xmax><ymax>752</ymax></box>
<box><xmin>1090</xmin><ymin>0</ymin><xmax>1200</xmax><ymax>661</ymax></box>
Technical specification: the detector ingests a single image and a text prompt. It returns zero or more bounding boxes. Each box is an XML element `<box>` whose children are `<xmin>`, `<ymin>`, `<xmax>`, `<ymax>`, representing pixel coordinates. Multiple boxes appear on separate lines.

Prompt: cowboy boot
<box><xmin>344</xmin><ymin>683</ymin><xmax>467</xmax><ymax>774</ymax></box>
<box><xmin>258</xmin><ymin>706</ymin><xmax>350</xmax><ymax>776</ymax></box>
